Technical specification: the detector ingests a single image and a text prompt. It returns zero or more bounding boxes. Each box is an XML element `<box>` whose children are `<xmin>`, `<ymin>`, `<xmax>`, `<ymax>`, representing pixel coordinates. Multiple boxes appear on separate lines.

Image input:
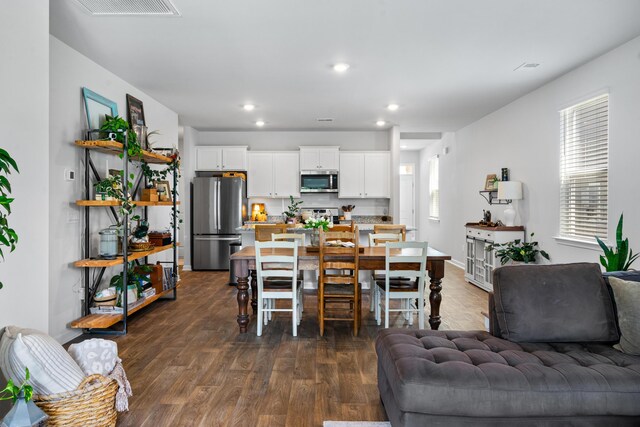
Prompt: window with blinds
<box><xmin>559</xmin><ymin>94</ymin><xmax>609</xmax><ymax>241</ymax></box>
<box><xmin>429</xmin><ymin>155</ymin><xmax>440</xmax><ymax>219</ymax></box>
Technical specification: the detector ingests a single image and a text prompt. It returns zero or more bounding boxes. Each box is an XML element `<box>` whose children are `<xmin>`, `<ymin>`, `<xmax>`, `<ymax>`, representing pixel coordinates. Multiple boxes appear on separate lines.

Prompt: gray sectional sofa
<box><xmin>376</xmin><ymin>263</ymin><xmax>640</xmax><ymax>426</ymax></box>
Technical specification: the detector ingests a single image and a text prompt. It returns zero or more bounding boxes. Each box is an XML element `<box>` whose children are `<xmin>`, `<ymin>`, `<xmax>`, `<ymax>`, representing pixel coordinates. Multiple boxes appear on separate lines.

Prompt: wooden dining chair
<box><xmin>368</xmin><ymin>232</ymin><xmax>403</xmax><ymax>312</ymax></box>
<box><xmin>272</xmin><ymin>233</ymin><xmax>305</xmax><ymax>246</ymax></box>
<box><xmin>318</xmin><ymin>226</ymin><xmax>361</xmax><ymax>336</ymax></box>
<box><xmin>255</xmin><ymin>240</ymin><xmax>303</xmax><ymax>336</ymax></box>
<box><xmin>254</xmin><ymin>224</ymin><xmax>288</xmax><ymax>242</ymax></box>
<box><xmin>373</xmin><ymin>224</ymin><xmax>406</xmax><ymax>241</ymax></box>
<box><xmin>374</xmin><ymin>241</ymin><xmax>428</xmax><ymax>329</ymax></box>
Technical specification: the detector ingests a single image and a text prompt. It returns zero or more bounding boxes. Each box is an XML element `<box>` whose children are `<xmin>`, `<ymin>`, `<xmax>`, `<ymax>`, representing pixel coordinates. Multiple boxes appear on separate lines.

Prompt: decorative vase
<box><xmin>310</xmin><ymin>229</ymin><xmax>320</xmax><ymax>247</ymax></box>
<box><xmin>286</xmin><ymin>217</ymin><xmax>297</xmax><ymax>225</ymax></box>
<box><xmin>1</xmin><ymin>391</ymin><xmax>48</xmax><ymax>427</ymax></box>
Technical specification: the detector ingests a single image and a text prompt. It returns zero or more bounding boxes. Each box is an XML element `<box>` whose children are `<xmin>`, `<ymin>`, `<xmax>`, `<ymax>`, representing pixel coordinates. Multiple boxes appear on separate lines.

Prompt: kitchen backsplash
<box><xmin>245</xmin><ymin>215</ymin><xmax>393</xmax><ymax>225</ymax></box>
<box><xmin>248</xmin><ymin>194</ymin><xmax>390</xmax><ymax>218</ymax></box>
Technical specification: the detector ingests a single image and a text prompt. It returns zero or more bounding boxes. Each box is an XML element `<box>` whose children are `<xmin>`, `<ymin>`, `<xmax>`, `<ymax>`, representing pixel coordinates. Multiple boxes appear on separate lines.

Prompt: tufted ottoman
<box><xmin>375</xmin><ymin>264</ymin><xmax>640</xmax><ymax>426</ymax></box>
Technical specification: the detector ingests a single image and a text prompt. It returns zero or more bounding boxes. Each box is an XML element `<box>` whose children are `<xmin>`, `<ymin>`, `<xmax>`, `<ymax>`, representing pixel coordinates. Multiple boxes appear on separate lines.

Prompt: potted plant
<box><xmin>487</xmin><ymin>233</ymin><xmax>550</xmax><ymax>265</ymax></box>
<box><xmin>596</xmin><ymin>213</ymin><xmax>638</xmax><ymax>271</ymax></box>
<box><xmin>303</xmin><ymin>217</ymin><xmax>333</xmax><ymax>247</ymax></box>
<box><xmin>0</xmin><ymin>368</ymin><xmax>48</xmax><ymax>426</ymax></box>
<box><xmin>283</xmin><ymin>196</ymin><xmax>303</xmax><ymax>224</ymax></box>
<box><xmin>110</xmin><ymin>262</ymin><xmax>151</xmax><ymax>306</ymax></box>
<box><xmin>93</xmin><ymin>175</ymin><xmax>120</xmax><ymax>201</ymax></box>
<box><xmin>100</xmin><ymin>115</ymin><xmax>143</xmax><ymax>159</ymax></box>
<box><xmin>0</xmin><ymin>148</ymin><xmax>19</xmax><ymax>289</ymax></box>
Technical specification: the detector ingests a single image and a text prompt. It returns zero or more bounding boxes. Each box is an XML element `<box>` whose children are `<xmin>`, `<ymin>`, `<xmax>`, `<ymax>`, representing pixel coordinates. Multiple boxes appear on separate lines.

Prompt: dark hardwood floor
<box><xmin>104</xmin><ymin>263</ymin><xmax>486</xmax><ymax>426</ymax></box>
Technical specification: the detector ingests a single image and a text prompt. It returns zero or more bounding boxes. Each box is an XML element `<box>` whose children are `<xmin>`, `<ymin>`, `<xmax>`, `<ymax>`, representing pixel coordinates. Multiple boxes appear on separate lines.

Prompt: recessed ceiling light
<box><xmin>387</xmin><ymin>104</ymin><xmax>399</xmax><ymax>111</ymax></box>
<box><xmin>333</xmin><ymin>63</ymin><xmax>350</xmax><ymax>73</ymax></box>
<box><xmin>400</xmin><ymin>145</ymin><xmax>408</xmax><ymax>149</ymax></box>
<box><xmin>376</xmin><ymin>120</ymin><xmax>386</xmax><ymax>126</ymax></box>
<box><xmin>255</xmin><ymin>120</ymin><xmax>265</xmax><ymax>127</ymax></box>
<box><xmin>243</xmin><ymin>104</ymin><xmax>255</xmax><ymax>111</ymax></box>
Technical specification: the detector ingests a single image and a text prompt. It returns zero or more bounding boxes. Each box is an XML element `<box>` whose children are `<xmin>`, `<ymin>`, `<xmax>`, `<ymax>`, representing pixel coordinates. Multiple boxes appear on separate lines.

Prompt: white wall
<box><xmin>49</xmin><ymin>36</ymin><xmax>179</xmax><ymax>342</ymax></box>
<box><xmin>181</xmin><ymin>126</ymin><xmax>199</xmax><ymax>270</ymax></box>
<box><xmin>0</xmin><ymin>1</ymin><xmax>50</xmax><ymax>333</ymax></box>
<box><xmin>422</xmin><ymin>35</ymin><xmax>640</xmax><ymax>267</ymax></box>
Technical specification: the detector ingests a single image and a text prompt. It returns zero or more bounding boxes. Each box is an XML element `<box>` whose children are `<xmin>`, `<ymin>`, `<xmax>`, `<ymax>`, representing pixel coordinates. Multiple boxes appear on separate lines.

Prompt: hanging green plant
<box><xmin>94</xmin><ymin>171</ymin><xmax>136</xmax><ymax>218</ymax></box>
<box><xmin>140</xmin><ymin>154</ymin><xmax>183</xmax><ymax>229</ymax></box>
<box><xmin>100</xmin><ymin>115</ymin><xmax>143</xmax><ymax>159</ymax></box>
<box><xmin>0</xmin><ymin>148</ymin><xmax>19</xmax><ymax>289</ymax></box>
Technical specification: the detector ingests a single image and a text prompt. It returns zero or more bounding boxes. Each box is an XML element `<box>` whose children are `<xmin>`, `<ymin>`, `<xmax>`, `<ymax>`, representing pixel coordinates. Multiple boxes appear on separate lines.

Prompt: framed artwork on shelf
<box><xmin>156</xmin><ymin>180</ymin><xmax>171</xmax><ymax>202</ymax></box>
<box><xmin>82</xmin><ymin>87</ymin><xmax>118</xmax><ymax>132</ymax></box>
<box><xmin>484</xmin><ymin>174</ymin><xmax>498</xmax><ymax>191</ymax></box>
<box><xmin>126</xmin><ymin>94</ymin><xmax>145</xmax><ymax>126</ymax></box>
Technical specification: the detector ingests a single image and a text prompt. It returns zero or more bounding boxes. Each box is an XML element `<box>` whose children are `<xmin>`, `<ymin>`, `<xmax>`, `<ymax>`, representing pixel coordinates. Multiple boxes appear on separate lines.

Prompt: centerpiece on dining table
<box><xmin>303</xmin><ymin>217</ymin><xmax>333</xmax><ymax>250</ymax></box>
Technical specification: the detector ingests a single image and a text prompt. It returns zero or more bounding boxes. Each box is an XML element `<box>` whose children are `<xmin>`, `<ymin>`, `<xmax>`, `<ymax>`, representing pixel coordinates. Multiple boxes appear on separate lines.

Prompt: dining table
<box><xmin>230</xmin><ymin>245</ymin><xmax>452</xmax><ymax>333</ymax></box>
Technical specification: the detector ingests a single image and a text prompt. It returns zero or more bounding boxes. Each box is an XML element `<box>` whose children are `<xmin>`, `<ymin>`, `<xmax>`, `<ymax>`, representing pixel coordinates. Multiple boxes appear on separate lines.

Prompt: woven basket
<box><xmin>34</xmin><ymin>374</ymin><xmax>118</xmax><ymax>426</ymax></box>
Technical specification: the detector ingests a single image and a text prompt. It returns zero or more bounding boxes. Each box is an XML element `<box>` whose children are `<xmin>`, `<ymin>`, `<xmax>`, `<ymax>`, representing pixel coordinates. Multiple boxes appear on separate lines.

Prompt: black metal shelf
<box><xmin>479</xmin><ymin>190</ymin><xmax>512</xmax><ymax>205</ymax></box>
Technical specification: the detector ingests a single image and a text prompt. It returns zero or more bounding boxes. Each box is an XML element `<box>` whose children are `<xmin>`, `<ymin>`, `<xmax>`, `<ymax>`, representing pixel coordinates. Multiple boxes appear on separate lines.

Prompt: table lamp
<box><xmin>497</xmin><ymin>181</ymin><xmax>523</xmax><ymax>226</ymax></box>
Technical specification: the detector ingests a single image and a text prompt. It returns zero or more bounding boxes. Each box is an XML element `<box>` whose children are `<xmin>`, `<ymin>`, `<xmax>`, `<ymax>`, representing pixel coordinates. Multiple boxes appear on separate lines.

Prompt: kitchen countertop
<box><xmin>237</xmin><ymin>224</ymin><xmax>415</xmax><ymax>232</ymax></box>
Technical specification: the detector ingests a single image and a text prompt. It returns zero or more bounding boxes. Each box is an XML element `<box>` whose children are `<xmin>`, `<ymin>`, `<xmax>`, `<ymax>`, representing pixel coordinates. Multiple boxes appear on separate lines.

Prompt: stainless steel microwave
<box><xmin>300</xmin><ymin>170</ymin><xmax>338</xmax><ymax>193</ymax></box>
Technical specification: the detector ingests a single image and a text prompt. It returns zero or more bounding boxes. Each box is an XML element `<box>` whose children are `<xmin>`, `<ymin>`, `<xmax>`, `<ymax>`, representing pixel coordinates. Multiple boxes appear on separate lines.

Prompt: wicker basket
<box><xmin>34</xmin><ymin>374</ymin><xmax>118</xmax><ymax>426</ymax></box>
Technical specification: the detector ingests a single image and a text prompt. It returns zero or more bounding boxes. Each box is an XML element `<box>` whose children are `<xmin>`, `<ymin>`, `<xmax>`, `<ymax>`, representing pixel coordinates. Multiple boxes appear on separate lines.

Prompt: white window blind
<box><xmin>559</xmin><ymin>94</ymin><xmax>608</xmax><ymax>241</ymax></box>
<box><xmin>429</xmin><ymin>155</ymin><xmax>440</xmax><ymax>219</ymax></box>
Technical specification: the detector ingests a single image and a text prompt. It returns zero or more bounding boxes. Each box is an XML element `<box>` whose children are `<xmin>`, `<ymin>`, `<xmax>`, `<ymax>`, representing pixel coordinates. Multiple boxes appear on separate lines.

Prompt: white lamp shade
<box><xmin>497</xmin><ymin>181</ymin><xmax>522</xmax><ymax>200</ymax></box>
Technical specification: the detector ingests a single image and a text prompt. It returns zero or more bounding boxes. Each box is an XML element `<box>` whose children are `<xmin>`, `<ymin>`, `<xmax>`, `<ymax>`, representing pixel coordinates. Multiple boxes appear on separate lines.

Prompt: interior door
<box><xmin>399</xmin><ymin>173</ymin><xmax>415</xmax><ymax>228</ymax></box>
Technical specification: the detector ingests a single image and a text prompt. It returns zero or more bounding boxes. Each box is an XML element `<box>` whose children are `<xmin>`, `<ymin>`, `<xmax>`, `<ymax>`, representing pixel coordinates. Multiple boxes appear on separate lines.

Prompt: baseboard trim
<box><xmin>182</xmin><ymin>265</ymin><xmax>192</xmax><ymax>271</ymax></box>
<box><xmin>447</xmin><ymin>259</ymin><xmax>465</xmax><ymax>270</ymax></box>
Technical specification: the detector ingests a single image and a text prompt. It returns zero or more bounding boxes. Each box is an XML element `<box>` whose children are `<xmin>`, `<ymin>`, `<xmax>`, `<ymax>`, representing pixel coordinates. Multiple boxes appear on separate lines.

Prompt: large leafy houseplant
<box><xmin>487</xmin><ymin>233</ymin><xmax>550</xmax><ymax>265</ymax></box>
<box><xmin>596</xmin><ymin>213</ymin><xmax>638</xmax><ymax>271</ymax></box>
<box><xmin>0</xmin><ymin>149</ymin><xmax>19</xmax><ymax>289</ymax></box>
<box><xmin>283</xmin><ymin>195</ymin><xmax>303</xmax><ymax>220</ymax></box>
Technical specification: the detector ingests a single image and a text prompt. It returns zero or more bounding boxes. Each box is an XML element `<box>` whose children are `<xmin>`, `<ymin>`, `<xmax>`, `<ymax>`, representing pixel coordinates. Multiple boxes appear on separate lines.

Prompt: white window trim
<box><xmin>428</xmin><ymin>155</ymin><xmax>440</xmax><ymax>220</ymax></box>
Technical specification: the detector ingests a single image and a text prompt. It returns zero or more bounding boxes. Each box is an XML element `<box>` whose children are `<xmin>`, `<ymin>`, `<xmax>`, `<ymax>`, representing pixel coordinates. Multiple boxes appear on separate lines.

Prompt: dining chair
<box><xmin>318</xmin><ymin>226</ymin><xmax>361</xmax><ymax>336</ymax></box>
<box><xmin>272</xmin><ymin>233</ymin><xmax>305</xmax><ymax>246</ymax></box>
<box><xmin>373</xmin><ymin>224</ymin><xmax>406</xmax><ymax>241</ymax></box>
<box><xmin>255</xmin><ymin>240</ymin><xmax>303</xmax><ymax>337</ymax></box>
<box><xmin>255</xmin><ymin>224</ymin><xmax>288</xmax><ymax>242</ymax></box>
<box><xmin>375</xmin><ymin>241</ymin><xmax>428</xmax><ymax>329</ymax></box>
<box><xmin>331</xmin><ymin>220</ymin><xmax>355</xmax><ymax>233</ymax></box>
<box><xmin>368</xmin><ymin>232</ymin><xmax>403</xmax><ymax>312</ymax></box>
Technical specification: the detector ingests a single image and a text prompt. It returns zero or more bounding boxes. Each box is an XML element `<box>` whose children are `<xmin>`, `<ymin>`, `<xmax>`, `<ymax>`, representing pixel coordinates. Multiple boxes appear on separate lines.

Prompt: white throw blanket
<box><xmin>68</xmin><ymin>338</ymin><xmax>132</xmax><ymax>411</ymax></box>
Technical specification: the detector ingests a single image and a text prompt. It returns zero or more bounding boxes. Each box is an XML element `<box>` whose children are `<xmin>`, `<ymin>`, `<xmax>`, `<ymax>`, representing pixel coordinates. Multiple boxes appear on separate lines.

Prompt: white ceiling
<box><xmin>50</xmin><ymin>0</ymin><xmax>640</xmax><ymax>132</ymax></box>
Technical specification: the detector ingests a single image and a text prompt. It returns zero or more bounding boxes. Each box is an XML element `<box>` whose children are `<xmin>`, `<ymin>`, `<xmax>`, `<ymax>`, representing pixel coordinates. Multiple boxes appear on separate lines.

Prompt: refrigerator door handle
<box><xmin>194</xmin><ymin>236</ymin><xmax>241</xmax><ymax>241</ymax></box>
<box><xmin>217</xmin><ymin>180</ymin><xmax>221</xmax><ymax>231</ymax></box>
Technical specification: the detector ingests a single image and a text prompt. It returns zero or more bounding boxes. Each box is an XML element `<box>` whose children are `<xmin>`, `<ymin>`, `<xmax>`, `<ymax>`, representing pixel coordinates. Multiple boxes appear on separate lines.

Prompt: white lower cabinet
<box><xmin>464</xmin><ymin>225</ymin><xmax>525</xmax><ymax>292</ymax></box>
<box><xmin>247</xmin><ymin>151</ymin><xmax>300</xmax><ymax>198</ymax></box>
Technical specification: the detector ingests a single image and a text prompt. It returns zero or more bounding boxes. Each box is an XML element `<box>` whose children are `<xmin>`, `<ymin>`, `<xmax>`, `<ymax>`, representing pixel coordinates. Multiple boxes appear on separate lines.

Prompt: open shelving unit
<box><xmin>71</xmin><ymin>134</ymin><xmax>179</xmax><ymax>334</ymax></box>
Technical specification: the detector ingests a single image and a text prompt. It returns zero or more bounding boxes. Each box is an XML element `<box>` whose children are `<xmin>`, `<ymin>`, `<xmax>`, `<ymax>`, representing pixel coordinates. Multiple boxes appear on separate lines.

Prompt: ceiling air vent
<box><xmin>513</xmin><ymin>62</ymin><xmax>540</xmax><ymax>71</ymax></box>
<box><xmin>317</xmin><ymin>118</ymin><xmax>334</xmax><ymax>122</ymax></box>
<box><xmin>73</xmin><ymin>0</ymin><xmax>181</xmax><ymax>16</ymax></box>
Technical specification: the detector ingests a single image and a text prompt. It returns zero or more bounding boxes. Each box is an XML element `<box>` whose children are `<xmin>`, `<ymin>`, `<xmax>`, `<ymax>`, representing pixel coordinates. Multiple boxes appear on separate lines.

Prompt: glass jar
<box><xmin>99</xmin><ymin>227</ymin><xmax>118</xmax><ymax>259</ymax></box>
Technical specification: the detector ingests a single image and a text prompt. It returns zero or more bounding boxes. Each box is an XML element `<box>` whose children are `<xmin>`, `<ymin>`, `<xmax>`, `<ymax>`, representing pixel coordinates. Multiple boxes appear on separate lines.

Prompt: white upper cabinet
<box><xmin>364</xmin><ymin>153</ymin><xmax>390</xmax><ymax>198</ymax></box>
<box><xmin>273</xmin><ymin>152</ymin><xmax>300</xmax><ymax>198</ymax></box>
<box><xmin>247</xmin><ymin>151</ymin><xmax>300</xmax><ymax>198</ymax></box>
<box><xmin>247</xmin><ymin>152</ymin><xmax>275</xmax><ymax>197</ymax></box>
<box><xmin>338</xmin><ymin>152</ymin><xmax>364</xmax><ymax>198</ymax></box>
<box><xmin>299</xmin><ymin>146</ymin><xmax>339</xmax><ymax>170</ymax></box>
<box><xmin>339</xmin><ymin>151</ymin><xmax>390</xmax><ymax>198</ymax></box>
<box><xmin>195</xmin><ymin>146</ymin><xmax>247</xmax><ymax>171</ymax></box>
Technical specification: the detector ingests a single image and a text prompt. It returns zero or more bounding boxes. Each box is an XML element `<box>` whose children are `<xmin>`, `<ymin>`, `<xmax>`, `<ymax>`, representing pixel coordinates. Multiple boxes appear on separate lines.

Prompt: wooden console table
<box><xmin>230</xmin><ymin>246</ymin><xmax>452</xmax><ymax>333</ymax></box>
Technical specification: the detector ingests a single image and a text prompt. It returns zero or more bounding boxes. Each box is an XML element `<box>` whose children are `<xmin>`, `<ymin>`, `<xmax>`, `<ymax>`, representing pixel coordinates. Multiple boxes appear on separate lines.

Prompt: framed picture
<box><xmin>82</xmin><ymin>87</ymin><xmax>118</xmax><ymax>132</ymax></box>
<box><xmin>126</xmin><ymin>94</ymin><xmax>145</xmax><ymax>127</ymax></box>
<box><xmin>484</xmin><ymin>174</ymin><xmax>498</xmax><ymax>191</ymax></box>
<box><xmin>156</xmin><ymin>180</ymin><xmax>171</xmax><ymax>202</ymax></box>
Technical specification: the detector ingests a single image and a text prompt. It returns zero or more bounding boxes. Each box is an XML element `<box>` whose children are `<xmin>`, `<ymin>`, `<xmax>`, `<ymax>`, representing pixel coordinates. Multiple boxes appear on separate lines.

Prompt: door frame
<box><xmin>399</xmin><ymin>163</ymin><xmax>416</xmax><ymax>229</ymax></box>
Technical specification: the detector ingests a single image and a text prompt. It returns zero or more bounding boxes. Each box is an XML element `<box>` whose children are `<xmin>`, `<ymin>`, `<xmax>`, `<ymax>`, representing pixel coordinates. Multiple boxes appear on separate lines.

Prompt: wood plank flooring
<box><xmin>88</xmin><ymin>262</ymin><xmax>486</xmax><ymax>426</ymax></box>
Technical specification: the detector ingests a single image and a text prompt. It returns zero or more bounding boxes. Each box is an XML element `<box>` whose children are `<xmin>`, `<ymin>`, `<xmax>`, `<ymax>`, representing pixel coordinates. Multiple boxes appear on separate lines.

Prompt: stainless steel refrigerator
<box><xmin>192</xmin><ymin>176</ymin><xmax>247</xmax><ymax>270</ymax></box>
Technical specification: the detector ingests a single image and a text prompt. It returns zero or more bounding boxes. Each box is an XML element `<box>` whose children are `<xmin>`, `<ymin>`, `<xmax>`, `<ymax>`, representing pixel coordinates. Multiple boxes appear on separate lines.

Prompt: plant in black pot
<box><xmin>487</xmin><ymin>233</ymin><xmax>550</xmax><ymax>265</ymax></box>
<box><xmin>596</xmin><ymin>213</ymin><xmax>638</xmax><ymax>271</ymax></box>
<box><xmin>100</xmin><ymin>115</ymin><xmax>143</xmax><ymax>159</ymax></box>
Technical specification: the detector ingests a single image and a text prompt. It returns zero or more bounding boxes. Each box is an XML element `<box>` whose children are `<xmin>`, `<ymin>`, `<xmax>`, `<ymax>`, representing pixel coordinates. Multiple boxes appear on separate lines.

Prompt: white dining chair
<box><xmin>375</xmin><ymin>241</ymin><xmax>428</xmax><ymax>329</ymax></box>
<box><xmin>255</xmin><ymin>240</ymin><xmax>303</xmax><ymax>337</ymax></box>
<box><xmin>368</xmin><ymin>232</ymin><xmax>403</xmax><ymax>312</ymax></box>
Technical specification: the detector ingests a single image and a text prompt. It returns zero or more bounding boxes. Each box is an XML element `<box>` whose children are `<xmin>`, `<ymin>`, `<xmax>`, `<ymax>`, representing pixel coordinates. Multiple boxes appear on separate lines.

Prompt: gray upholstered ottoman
<box><xmin>376</xmin><ymin>264</ymin><xmax>640</xmax><ymax>426</ymax></box>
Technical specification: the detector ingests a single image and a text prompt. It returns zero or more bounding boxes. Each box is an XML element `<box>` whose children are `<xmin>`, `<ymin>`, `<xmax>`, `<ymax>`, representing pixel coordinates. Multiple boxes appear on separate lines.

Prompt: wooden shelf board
<box><xmin>75</xmin><ymin>140</ymin><xmax>174</xmax><ymax>164</ymax></box>
<box><xmin>70</xmin><ymin>285</ymin><xmax>178</xmax><ymax>329</ymax></box>
<box><xmin>74</xmin><ymin>243</ymin><xmax>177</xmax><ymax>267</ymax></box>
<box><xmin>76</xmin><ymin>200</ymin><xmax>179</xmax><ymax>207</ymax></box>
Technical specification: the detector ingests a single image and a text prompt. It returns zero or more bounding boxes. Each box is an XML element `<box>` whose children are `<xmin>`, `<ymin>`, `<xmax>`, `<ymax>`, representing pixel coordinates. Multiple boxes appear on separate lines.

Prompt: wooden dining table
<box><xmin>230</xmin><ymin>246</ymin><xmax>452</xmax><ymax>333</ymax></box>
